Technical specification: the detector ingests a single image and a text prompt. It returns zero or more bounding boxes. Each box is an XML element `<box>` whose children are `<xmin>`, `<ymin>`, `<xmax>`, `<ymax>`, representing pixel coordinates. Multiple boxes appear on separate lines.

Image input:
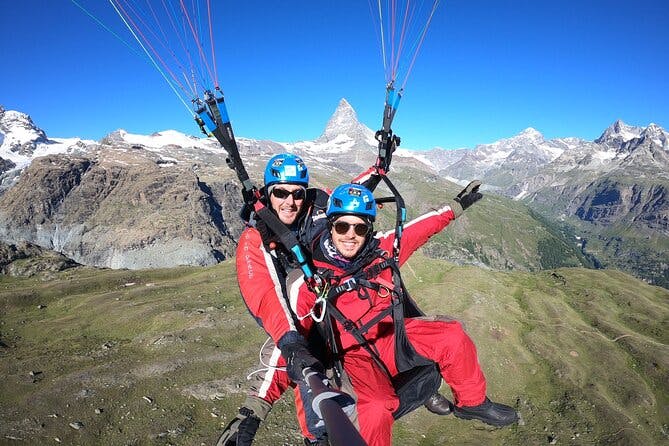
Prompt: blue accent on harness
<box><xmin>291</xmin><ymin>245</ymin><xmax>313</xmax><ymax>279</ymax></box>
<box><xmin>218</xmin><ymin>100</ymin><xmax>231</xmax><ymax>124</ymax></box>
<box><xmin>392</xmin><ymin>91</ymin><xmax>402</xmax><ymax>111</ymax></box>
<box><xmin>386</xmin><ymin>88</ymin><xmax>396</xmax><ymax>107</ymax></box>
<box><xmin>197</xmin><ymin>109</ymin><xmax>217</xmax><ymax>133</ymax></box>
<box><xmin>386</xmin><ymin>88</ymin><xmax>402</xmax><ymax>112</ymax></box>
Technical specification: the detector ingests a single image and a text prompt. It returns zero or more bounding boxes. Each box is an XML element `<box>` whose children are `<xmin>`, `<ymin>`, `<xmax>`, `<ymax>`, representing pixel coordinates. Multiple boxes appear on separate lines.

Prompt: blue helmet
<box><xmin>326</xmin><ymin>183</ymin><xmax>376</xmax><ymax>221</ymax></box>
<box><xmin>264</xmin><ymin>153</ymin><xmax>309</xmax><ymax>187</ymax></box>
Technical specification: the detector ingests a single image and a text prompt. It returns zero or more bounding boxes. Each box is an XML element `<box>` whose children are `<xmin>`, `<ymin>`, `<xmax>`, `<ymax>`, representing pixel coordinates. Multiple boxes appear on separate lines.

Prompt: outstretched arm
<box><xmin>375</xmin><ymin>180</ymin><xmax>484</xmax><ymax>266</ymax></box>
<box><xmin>449</xmin><ymin>180</ymin><xmax>482</xmax><ymax>218</ymax></box>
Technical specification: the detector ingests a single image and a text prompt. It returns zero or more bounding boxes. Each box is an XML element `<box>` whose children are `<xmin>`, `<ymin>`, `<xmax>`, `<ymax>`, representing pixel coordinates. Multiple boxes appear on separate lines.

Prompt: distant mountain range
<box><xmin>1</xmin><ymin>101</ymin><xmax>667</xmax><ymax>287</ymax></box>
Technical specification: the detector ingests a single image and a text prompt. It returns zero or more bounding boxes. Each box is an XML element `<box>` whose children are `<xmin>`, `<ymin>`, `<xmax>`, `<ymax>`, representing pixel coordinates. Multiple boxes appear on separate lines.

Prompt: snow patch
<box><xmin>118</xmin><ymin>129</ymin><xmax>203</xmax><ymax>150</ymax></box>
<box><xmin>395</xmin><ymin>148</ymin><xmax>436</xmax><ymax>169</ymax></box>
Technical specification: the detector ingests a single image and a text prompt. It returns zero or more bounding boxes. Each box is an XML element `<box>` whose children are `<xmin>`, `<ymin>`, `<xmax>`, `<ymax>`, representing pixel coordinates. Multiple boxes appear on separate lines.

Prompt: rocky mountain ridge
<box><xmin>0</xmin><ymin>102</ymin><xmax>667</xmax><ymax>286</ymax></box>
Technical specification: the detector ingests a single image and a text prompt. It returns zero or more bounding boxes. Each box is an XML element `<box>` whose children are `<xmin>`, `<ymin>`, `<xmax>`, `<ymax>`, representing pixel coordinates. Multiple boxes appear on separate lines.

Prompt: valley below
<box><xmin>1</xmin><ymin>257</ymin><xmax>667</xmax><ymax>445</ymax></box>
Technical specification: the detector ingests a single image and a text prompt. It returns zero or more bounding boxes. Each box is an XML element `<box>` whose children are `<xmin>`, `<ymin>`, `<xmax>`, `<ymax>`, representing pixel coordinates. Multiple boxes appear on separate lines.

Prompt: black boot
<box><xmin>453</xmin><ymin>397</ymin><xmax>518</xmax><ymax>427</ymax></box>
<box><xmin>424</xmin><ymin>392</ymin><xmax>453</xmax><ymax>415</ymax></box>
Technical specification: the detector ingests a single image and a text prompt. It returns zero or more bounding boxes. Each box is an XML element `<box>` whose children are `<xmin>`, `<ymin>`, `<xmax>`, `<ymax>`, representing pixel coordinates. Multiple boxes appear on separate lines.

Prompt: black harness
<box><xmin>314</xmin><ymin>242</ymin><xmax>441</xmax><ymax>420</ymax></box>
<box><xmin>200</xmin><ymin>83</ymin><xmax>440</xmax><ymax>429</ymax></box>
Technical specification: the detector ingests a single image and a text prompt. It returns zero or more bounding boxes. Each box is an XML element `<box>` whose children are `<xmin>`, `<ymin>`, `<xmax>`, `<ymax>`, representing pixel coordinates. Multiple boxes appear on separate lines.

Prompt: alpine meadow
<box><xmin>1</xmin><ymin>101</ymin><xmax>668</xmax><ymax>444</ymax></box>
<box><xmin>2</xmin><ymin>0</ymin><xmax>669</xmax><ymax>445</ymax></box>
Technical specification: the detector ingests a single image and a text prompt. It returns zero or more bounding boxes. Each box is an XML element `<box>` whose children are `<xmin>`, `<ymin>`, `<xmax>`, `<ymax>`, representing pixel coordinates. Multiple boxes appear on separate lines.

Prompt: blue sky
<box><xmin>1</xmin><ymin>0</ymin><xmax>668</xmax><ymax>150</ymax></box>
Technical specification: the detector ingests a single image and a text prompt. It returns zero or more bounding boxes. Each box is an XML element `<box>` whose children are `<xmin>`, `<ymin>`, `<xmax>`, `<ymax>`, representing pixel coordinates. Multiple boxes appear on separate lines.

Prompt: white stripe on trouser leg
<box><xmin>257</xmin><ymin>345</ymin><xmax>283</xmax><ymax>399</ymax></box>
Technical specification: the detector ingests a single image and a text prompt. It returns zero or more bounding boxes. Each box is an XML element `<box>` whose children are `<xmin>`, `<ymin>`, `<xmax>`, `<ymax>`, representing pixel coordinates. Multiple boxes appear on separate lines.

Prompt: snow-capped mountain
<box><xmin>3</xmin><ymin>101</ymin><xmax>667</xmax><ymax>197</ymax></box>
<box><xmin>594</xmin><ymin>119</ymin><xmax>645</xmax><ymax>148</ymax></box>
<box><xmin>0</xmin><ymin>106</ymin><xmax>48</xmax><ymax>156</ymax></box>
<box><xmin>0</xmin><ymin>106</ymin><xmax>92</xmax><ymax>174</ymax></box>
<box><xmin>512</xmin><ymin>120</ymin><xmax>669</xmax><ymax>194</ymax></box>
<box><xmin>290</xmin><ymin>99</ymin><xmax>380</xmax><ymax>176</ymax></box>
<box><xmin>315</xmin><ymin>98</ymin><xmax>376</xmax><ymax>147</ymax></box>
<box><xmin>439</xmin><ymin>128</ymin><xmax>576</xmax><ymax>188</ymax></box>
<box><xmin>0</xmin><ymin>101</ymin><xmax>667</xmax><ymax>287</ymax></box>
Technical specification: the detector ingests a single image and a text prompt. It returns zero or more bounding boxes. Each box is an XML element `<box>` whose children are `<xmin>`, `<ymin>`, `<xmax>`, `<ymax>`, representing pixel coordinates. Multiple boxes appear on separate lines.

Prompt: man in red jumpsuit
<box><xmin>222</xmin><ymin>152</ymin><xmax>329</xmax><ymax>445</ymax></box>
<box><xmin>228</xmin><ymin>153</ymin><xmax>383</xmax><ymax>445</ymax></box>
<box><xmin>227</xmin><ymin>155</ymin><xmax>452</xmax><ymax>445</ymax></box>
<box><xmin>284</xmin><ymin>182</ymin><xmax>518</xmax><ymax>446</ymax></box>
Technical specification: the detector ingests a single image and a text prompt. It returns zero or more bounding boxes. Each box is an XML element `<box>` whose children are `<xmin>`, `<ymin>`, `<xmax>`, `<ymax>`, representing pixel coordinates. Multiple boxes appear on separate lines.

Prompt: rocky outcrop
<box><xmin>0</xmin><ymin>241</ymin><xmax>79</xmax><ymax>276</ymax></box>
<box><xmin>0</xmin><ymin>151</ymin><xmax>244</xmax><ymax>269</ymax></box>
<box><xmin>573</xmin><ymin>181</ymin><xmax>668</xmax><ymax>232</ymax></box>
<box><xmin>1</xmin><ymin>103</ymin><xmax>667</xmax><ymax>287</ymax></box>
<box><xmin>0</xmin><ymin>156</ymin><xmax>15</xmax><ymax>175</ymax></box>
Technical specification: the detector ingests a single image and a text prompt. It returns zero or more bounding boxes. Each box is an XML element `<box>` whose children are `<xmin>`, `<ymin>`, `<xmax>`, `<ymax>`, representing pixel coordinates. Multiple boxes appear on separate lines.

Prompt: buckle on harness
<box><xmin>340</xmin><ymin>278</ymin><xmax>357</xmax><ymax>292</ymax></box>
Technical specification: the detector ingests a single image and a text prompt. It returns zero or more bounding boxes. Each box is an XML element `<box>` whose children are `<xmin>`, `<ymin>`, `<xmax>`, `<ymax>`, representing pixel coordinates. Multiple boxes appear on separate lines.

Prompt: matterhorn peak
<box><xmin>333</xmin><ymin>98</ymin><xmax>355</xmax><ymax>117</ymax></box>
<box><xmin>317</xmin><ymin>98</ymin><xmax>374</xmax><ymax>144</ymax></box>
<box><xmin>323</xmin><ymin>99</ymin><xmax>358</xmax><ymax>131</ymax></box>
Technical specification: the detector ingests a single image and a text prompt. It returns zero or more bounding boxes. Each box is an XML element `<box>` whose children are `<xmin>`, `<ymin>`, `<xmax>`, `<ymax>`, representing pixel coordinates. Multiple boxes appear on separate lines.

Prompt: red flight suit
<box><xmin>288</xmin><ymin>203</ymin><xmax>488</xmax><ymax>446</ymax></box>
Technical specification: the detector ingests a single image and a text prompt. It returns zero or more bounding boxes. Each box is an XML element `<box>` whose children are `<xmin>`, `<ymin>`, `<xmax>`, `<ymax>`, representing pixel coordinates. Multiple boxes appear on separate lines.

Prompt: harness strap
<box><xmin>255</xmin><ymin>206</ymin><xmax>316</xmax><ymax>283</ymax></box>
<box><xmin>378</xmin><ymin>175</ymin><xmax>406</xmax><ymax>259</ymax></box>
<box><xmin>324</xmin><ymin>253</ymin><xmax>396</xmax><ymax>301</ymax></box>
<box><xmin>332</xmin><ymin>246</ymin><xmax>432</xmax><ymax>374</ymax></box>
<box><xmin>362</xmin><ymin>258</ymin><xmax>395</xmax><ymax>280</ymax></box>
<box><xmin>357</xmin><ymin>305</ymin><xmax>394</xmax><ymax>336</ymax></box>
<box><xmin>315</xmin><ymin>309</ymin><xmax>345</xmax><ymax>388</ymax></box>
<box><xmin>197</xmin><ymin>91</ymin><xmax>321</xmax><ymax>287</ymax></box>
<box><xmin>326</xmin><ymin>276</ymin><xmax>386</xmax><ymax>301</ymax></box>
<box><xmin>387</xmin><ymin>261</ymin><xmax>433</xmax><ymax>373</ymax></box>
<box><xmin>323</xmin><ymin>304</ymin><xmax>392</xmax><ymax>378</ymax></box>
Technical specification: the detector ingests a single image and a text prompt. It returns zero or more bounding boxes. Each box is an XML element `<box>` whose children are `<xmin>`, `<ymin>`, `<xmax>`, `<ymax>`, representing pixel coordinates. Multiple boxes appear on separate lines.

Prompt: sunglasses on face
<box><xmin>332</xmin><ymin>220</ymin><xmax>371</xmax><ymax>237</ymax></box>
<box><xmin>271</xmin><ymin>187</ymin><xmax>306</xmax><ymax>200</ymax></box>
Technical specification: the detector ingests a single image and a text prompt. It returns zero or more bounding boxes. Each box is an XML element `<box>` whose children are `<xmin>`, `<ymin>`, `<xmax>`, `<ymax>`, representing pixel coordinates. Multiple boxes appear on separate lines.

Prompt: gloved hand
<box><xmin>282</xmin><ymin>342</ymin><xmax>324</xmax><ymax>382</ymax></box>
<box><xmin>238</xmin><ymin>202</ymin><xmax>254</xmax><ymax>224</ymax></box>
<box><xmin>216</xmin><ymin>407</ymin><xmax>261</xmax><ymax>446</ymax></box>
<box><xmin>450</xmin><ymin>180</ymin><xmax>483</xmax><ymax>217</ymax></box>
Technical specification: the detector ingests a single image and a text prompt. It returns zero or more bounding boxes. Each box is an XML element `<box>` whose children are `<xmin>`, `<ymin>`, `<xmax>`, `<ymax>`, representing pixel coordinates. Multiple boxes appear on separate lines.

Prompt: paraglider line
<box><xmin>375</xmin><ymin>0</ymin><xmax>389</xmax><ymax>82</ymax></box>
<box><xmin>400</xmin><ymin>0</ymin><xmax>440</xmax><ymax>91</ymax></box>
<box><xmin>142</xmin><ymin>0</ymin><xmax>197</xmax><ymax>97</ymax></box>
<box><xmin>158</xmin><ymin>0</ymin><xmax>202</xmax><ymax>97</ymax></box>
<box><xmin>391</xmin><ymin>0</ymin><xmax>413</xmax><ymax>81</ymax></box>
<box><xmin>119</xmin><ymin>0</ymin><xmax>194</xmax><ymax>95</ymax></box>
<box><xmin>69</xmin><ymin>0</ymin><xmax>143</xmax><ymax>59</ymax></box>
<box><xmin>178</xmin><ymin>0</ymin><xmax>217</xmax><ymax>90</ymax></box>
<box><xmin>114</xmin><ymin>0</ymin><xmax>191</xmax><ymax>95</ymax></box>
<box><xmin>206</xmin><ymin>0</ymin><xmax>220</xmax><ymax>88</ymax></box>
<box><xmin>108</xmin><ymin>0</ymin><xmax>193</xmax><ymax>116</ymax></box>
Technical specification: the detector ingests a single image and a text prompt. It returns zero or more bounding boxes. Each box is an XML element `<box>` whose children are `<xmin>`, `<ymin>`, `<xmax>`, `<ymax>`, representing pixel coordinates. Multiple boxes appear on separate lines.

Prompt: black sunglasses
<box><xmin>332</xmin><ymin>220</ymin><xmax>371</xmax><ymax>237</ymax></box>
<box><xmin>271</xmin><ymin>187</ymin><xmax>306</xmax><ymax>200</ymax></box>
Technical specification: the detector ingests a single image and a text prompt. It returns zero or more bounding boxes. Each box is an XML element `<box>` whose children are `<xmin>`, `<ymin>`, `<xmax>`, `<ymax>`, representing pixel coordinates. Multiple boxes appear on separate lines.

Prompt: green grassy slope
<box><xmin>316</xmin><ymin>165</ymin><xmax>591</xmax><ymax>272</ymax></box>
<box><xmin>1</xmin><ymin>259</ymin><xmax>667</xmax><ymax>445</ymax></box>
<box><xmin>523</xmin><ymin>173</ymin><xmax>669</xmax><ymax>289</ymax></box>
